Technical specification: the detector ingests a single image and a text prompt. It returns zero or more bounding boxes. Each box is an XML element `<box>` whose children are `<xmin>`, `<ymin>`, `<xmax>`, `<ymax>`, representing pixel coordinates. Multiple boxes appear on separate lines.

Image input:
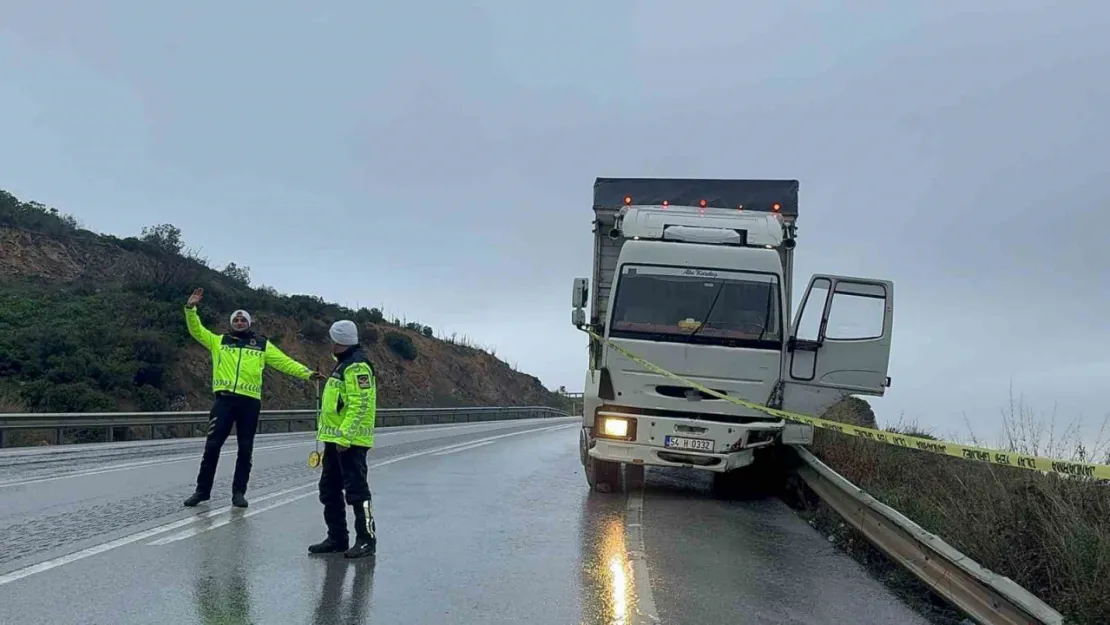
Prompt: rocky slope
<box><xmin>0</xmin><ymin>189</ymin><xmax>567</xmax><ymax>413</ymax></box>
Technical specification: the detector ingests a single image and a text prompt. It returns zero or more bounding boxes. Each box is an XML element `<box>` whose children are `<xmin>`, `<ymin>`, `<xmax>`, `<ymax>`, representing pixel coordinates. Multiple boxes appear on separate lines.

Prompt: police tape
<box><xmin>582</xmin><ymin>328</ymin><xmax>1110</xmax><ymax>481</ymax></box>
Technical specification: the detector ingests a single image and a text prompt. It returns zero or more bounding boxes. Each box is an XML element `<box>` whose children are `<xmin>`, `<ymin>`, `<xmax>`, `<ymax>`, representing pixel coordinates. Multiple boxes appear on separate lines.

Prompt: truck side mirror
<box><xmin>572</xmin><ymin>277</ymin><xmax>589</xmax><ymax>309</ymax></box>
<box><xmin>572</xmin><ymin>309</ymin><xmax>585</xmax><ymax>327</ymax></box>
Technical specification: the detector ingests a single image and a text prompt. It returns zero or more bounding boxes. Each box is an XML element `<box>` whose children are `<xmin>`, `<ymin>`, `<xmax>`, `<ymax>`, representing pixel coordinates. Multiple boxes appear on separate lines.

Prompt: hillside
<box><xmin>0</xmin><ymin>189</ymin><xmax>567</xmax><ymax>414</ymax></box>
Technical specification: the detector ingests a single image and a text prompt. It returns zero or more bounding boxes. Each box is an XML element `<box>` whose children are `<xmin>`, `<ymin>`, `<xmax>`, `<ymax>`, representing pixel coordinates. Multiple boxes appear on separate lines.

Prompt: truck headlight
<box><xmin>601</xmin><ymin>416</ymin><xmax>630</xmax><ymax>438</ymax></box>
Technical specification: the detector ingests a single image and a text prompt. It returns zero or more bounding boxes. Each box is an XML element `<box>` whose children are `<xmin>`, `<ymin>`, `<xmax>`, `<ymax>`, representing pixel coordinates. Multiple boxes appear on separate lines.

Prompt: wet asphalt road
<box><xmin>0</xmin><ymin>418</ymin><xmax>930</xmax><ymax>625</ymax></box>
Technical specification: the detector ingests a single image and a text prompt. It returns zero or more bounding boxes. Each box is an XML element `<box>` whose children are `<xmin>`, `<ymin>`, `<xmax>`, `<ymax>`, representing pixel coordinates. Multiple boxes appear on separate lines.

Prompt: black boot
<box><xmin>183</xmin><ymin>491</ymin><xmax>210</xmax><ymax>507</ymax></box>
<box><xmin>308</xmin><ymin>536</ymin><xmax>349</xmax><ymax>555</ymax></box>
<box><xmin>232</xmin><ymin>491</ymin><xmax>248</xmax><ymax>508</ymax></box>
<box><xmin>346</xmin><ymin>501</ymin><xmax>377</xmax><ymax>559</ymax></box>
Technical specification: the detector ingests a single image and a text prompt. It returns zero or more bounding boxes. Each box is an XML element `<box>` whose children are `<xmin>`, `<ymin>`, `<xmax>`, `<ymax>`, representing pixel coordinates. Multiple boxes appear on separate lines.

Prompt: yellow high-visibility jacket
<box><xmin>185</xmin><ymin>305</ymin><xmax>312</xmax><ymax>400</ymax></box>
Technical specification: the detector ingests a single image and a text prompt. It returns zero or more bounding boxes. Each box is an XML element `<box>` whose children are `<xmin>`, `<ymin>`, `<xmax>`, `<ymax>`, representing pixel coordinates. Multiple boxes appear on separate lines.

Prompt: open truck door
<box><xmin>781</xmin><ymin>274</ymin><xmax>894</xmax><ymax>421</ymax></box>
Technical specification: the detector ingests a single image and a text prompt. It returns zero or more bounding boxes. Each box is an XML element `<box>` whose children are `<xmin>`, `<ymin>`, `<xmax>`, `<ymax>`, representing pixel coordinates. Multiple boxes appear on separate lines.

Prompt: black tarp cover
<box><xmin>593</xmin><ymin>177</ymin><xmax>799</xmax><ymax>216</ymax></box>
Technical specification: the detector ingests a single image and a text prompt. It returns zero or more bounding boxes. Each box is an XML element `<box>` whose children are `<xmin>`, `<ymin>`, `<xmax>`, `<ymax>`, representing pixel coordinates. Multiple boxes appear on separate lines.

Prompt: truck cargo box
<box><xmin>593</xmin><ymin>178</ymin><xmax>799</xmax><ymax>216</ymax></box>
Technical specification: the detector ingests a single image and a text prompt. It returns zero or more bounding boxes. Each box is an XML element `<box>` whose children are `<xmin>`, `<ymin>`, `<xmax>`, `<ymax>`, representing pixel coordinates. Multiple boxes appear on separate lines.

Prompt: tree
<box><xmin>356</xmin><ymin>307</ymin><xmax>385</xmax><ymax>324</ymax></box>
<box><xmin>221</xmin><ymin>262</ymin><xmax>251</xmax><ymax>286</ymax></box>
<box><xmin>139</xmin><ymin>224</ymin><xmax>185</xmax><ymax>256</ymax></box>
<box><xmin>421</xmin><ymin>325</ymin><xmax>433</xmax><ymax>338</ymax></box>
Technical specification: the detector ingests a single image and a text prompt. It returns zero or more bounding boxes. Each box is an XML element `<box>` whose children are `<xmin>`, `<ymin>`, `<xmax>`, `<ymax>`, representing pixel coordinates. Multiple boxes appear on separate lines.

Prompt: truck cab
<box><xmin>571</xmin><ymin>177</ymin><xmax>895</xmax><ymax>493</ymax></box>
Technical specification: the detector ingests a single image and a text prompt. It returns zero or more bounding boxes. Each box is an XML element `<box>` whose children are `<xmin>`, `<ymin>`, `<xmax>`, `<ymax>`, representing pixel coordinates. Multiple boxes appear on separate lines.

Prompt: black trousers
<box><xmin>318</xmin><ymin>442</ymin><xmax>373</xmax><ymax>541</ymax></box>
<box><xmin>194</xmin><ymin>392</ymin><xmax>262</xmax><ymax>495</ymax></box>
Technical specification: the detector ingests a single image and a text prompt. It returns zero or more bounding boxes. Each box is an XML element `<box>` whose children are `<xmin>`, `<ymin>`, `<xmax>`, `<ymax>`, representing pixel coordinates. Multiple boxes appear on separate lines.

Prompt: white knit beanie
<box><xmin>329</xmin><ymin>320</ymin><xmax>359</xmax><ymax>346</ymax></box>
<box><xmin>229</xmin><ymin>309</ymin><xmax>252</xmax><ymax>328</ymax></box>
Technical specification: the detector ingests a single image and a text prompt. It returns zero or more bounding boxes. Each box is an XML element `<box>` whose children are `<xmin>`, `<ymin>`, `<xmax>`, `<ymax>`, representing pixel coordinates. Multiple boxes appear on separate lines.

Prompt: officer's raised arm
<box><xmin>183</xmin><ymin>287</ymin><xmax>220</xmax><ymax>351</ymax></box>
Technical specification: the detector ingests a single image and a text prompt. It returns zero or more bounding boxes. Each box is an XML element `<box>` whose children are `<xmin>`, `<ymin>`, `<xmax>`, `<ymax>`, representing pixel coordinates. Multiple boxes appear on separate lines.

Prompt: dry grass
<box><xmin>809</xmin><ymin>392</ymin><xmax>1110</xmax><ymax>625</ymax></box>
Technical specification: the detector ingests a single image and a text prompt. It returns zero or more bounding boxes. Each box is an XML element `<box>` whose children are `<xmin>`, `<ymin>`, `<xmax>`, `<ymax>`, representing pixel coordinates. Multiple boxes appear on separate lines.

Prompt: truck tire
<box><xmin>586</xmin><ymin>456</ymin><xmax>621</xmax><ymax>493</ymax></box>
<box><xmin>581</xmin><ymin>428</ymin><xmax>621</xmax><ymax>493</ymax></box>
<box><xmin>624</xmin><ymin>463</ymin><xmax>646</xmax><ymax>490</ymax></box>
<box><xmin>712</xmin><ymin>447</ymin><xmax>787</xmax><ymax>499</ymax></box>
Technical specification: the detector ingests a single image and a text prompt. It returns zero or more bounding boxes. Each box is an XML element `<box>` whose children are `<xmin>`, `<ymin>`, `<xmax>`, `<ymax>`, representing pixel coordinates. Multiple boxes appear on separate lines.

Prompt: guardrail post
<box><xmin>0</xmin><ymin>428</ymin><xmax>6</xmax><ymax>449</ymax></box>
<box><xmin>105</xmin><ymin>426</ymin><xmax>114</xmax><ymax>443</ymax></box>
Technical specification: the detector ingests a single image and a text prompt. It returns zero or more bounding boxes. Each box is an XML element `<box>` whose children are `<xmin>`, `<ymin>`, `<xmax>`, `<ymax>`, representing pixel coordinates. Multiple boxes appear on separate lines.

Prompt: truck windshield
<box><xmin>608</xmin><ymin>264</ymin><xmax>782</xmax><ymax>349</ymax></box>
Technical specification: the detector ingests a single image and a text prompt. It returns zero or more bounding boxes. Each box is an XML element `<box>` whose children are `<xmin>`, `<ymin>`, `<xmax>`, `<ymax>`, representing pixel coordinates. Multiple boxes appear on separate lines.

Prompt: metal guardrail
<box><xmin>0</xmin><ymin>405</ymin><xmax>570</xmax><ymax>448</ymax></box>
<box><xmin>794</xmin><ymin>447</ymin><xmax>1064</xmax><ymax>625</ymax></box>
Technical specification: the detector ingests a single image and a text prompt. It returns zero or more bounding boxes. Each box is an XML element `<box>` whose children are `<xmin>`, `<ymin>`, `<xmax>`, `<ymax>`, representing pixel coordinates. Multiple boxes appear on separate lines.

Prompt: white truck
<box><xmin>571</xmin><ymin>177</ymin><xmax>894</xmax><ymax>492</ymax></box>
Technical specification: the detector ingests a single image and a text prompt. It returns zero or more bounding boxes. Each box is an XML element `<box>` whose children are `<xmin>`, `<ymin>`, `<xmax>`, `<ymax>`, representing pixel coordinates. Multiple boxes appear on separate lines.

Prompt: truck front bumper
<box><xmin>588</xmin><ymin>438</ymin><xmax>755</xmax><ymax>473</ymax></box>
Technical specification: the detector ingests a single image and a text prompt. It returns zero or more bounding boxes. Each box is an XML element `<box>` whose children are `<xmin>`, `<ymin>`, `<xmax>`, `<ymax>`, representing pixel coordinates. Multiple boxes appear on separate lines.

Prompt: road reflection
<box><xmin>190</xmin><ymin>522</ymin><xmax>252</xmax><ymax>625</ymax></box>
<box><xmin>310</xmin><ymin>557</ymin><xmax>376</xmax><ymax>625</ymax></box>
<box><xmin>578</xmin><ymin>489</ymin><xmax>634</xmax><ymax>625</ymax></box>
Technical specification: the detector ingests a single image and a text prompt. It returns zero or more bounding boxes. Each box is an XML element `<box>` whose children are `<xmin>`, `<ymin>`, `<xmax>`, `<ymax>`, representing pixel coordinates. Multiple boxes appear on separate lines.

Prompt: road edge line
<box><xmin>626</xmin><ymin>486</ymin><xmax>661</xmax><ymax>625</ymax></box>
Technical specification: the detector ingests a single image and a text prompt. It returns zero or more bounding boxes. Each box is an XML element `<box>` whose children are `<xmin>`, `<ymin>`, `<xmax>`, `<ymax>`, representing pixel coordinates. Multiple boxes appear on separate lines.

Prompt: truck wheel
<box><xmin>624</xmin><ymin>463</ymin><xmax>645</xmax><ymax>490</ymax></box>
<box><xmin>712</xmin><ymin>448</ymin><xmax>788</xmax><ymax>499</ymax></box>
<box><xmin>711</xmin><ymin>468</ymin><xmax>746</xmax><ymax>498</ymax></box>
<box><xmin>587</xmin><ymin>456</ymin><xmax>621</xmax><ymax>493</ymax></box>
<box><xmin>581</xmin><ymin>428</ymin><xmax>621</xmax><ymax>493</ymax></box>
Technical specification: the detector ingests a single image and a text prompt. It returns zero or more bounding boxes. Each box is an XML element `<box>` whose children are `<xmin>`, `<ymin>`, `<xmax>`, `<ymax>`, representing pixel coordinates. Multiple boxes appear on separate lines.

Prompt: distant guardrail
<box><xmin>794</xmin><ymin>447</ymin><xmax>1063</xmax><ymax>625</ymax></box>
<box><xmin>0</xmin><ymin>405</ymin><xmax>571</xmax><ymax>448</ymax></box>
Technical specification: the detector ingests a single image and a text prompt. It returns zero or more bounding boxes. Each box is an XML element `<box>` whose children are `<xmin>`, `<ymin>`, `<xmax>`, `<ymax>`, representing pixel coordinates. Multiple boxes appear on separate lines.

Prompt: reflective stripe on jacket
<box><xmin>184</xmin><ymin>305</ymin><xmax>312</xmax><ymax>400</ymax></box>
<box><xmin>317</xmin><ymin>346</ymin><xmax>376</xmax><ymax>448</ymax></box>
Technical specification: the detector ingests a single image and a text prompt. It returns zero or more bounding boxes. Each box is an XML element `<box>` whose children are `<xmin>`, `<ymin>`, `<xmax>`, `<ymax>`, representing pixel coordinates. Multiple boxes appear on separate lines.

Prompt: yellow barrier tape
<box><xmin>582</xmin><ymin>328</ymin><xmax>1110</xmax><ymax>481</ymax></box>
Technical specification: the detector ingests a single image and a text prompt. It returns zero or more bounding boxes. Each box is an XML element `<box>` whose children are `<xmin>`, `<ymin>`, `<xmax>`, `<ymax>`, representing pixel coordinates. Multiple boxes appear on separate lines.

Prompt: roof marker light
<box><xmin>624</xmin><ymin>196</ymin><xmax>632</xmax><ymax>205</ymax></box>
<box><xmin>772</xmin><ymin>203</ymin><xmax>781</xmax><ymax>212</ymax></box>
<box><xmin>699</xmin><ymin>199</ymin><xmax>708</xmax><ymax>208</ymax></box>
<box><xmin>661</xmin><ymin>200</ymin><xmax>669</xmax><ymax>207</ymax></box>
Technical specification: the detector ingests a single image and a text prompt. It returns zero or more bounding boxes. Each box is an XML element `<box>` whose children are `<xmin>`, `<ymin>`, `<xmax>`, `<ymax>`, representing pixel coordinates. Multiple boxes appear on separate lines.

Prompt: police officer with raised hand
<box><xmin>308</xmin><ymin>319</ymin><xmax>377</xmax><ymax>559</ymax></box>
<box><xmin>182</xmin><ymin>287</ymin><xmax>319</xmax><ymax>509</ymax></box>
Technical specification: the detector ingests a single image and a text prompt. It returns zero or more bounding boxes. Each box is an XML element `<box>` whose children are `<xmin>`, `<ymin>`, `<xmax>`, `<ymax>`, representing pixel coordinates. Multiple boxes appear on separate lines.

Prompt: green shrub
<box><xmin>384</xmin><ymin>331</ymin><xmax>417</xmax><ymax>360</ymax></box>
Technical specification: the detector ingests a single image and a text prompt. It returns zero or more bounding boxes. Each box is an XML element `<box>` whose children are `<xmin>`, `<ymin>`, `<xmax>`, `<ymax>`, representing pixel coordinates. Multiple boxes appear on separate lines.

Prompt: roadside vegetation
<box><xmin>0</xmin><ymin>189</ymin><xmax>573</xmax><ymax>443</ymax></box>
<box><xmin>788</xmin><ymin>394</ymin><xmax>1110</xmax><ymax>625</ymax></box>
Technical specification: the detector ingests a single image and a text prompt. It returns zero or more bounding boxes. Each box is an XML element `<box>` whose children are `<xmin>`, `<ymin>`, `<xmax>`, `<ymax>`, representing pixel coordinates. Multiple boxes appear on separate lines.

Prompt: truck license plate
<box><xmin>664</xmin><ymin>435</ymin><xmax>714</xmax><ymax>452</ymax></box>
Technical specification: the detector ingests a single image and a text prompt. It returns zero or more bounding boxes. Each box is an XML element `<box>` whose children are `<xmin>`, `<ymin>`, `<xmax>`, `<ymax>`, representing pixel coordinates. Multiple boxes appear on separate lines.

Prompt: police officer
<box><xmin>308</xmin><ymin>319</ymin><xmax>377</xmax><ymax>559</ymax></box>
<box><xmin>182</xmin><ymin>287</ymin><xmax>318</xmax><ymax>508</ymax></box>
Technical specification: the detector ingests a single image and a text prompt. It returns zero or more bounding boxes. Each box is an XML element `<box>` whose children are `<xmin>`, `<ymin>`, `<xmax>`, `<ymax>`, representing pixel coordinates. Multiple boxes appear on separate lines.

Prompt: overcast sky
<box><xmin>2</xmin><ymin>1</ymin><xmax>1107</xmax><ymax>448</ymax></box>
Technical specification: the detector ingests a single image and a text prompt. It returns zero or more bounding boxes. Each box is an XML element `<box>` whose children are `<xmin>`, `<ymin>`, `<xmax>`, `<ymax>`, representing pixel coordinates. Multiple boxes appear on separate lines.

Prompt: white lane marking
<box><xmin>626</xmin><ymin>486</ymin><xmax>661</xmax><ymax>625</ymax></box>
<box><xmin>0</xmin><ymin>419</ymin><xmax>575</xmax><ymax>489</ymax></box>
<box><xmin>147</xmin><ymin>485</ymin><xmax>318</xmax><ymax>545</ymax></box>
<box><xmin>147</xmin><ymin>422</ymin><xmax>577</xmax><ymax>545</ymax></box>
<box><xmin>431</xmin><ymin>440</ymin><xmax>495</xmax><ymax>456</ymax></box>
<box><xmin>0</xmin><ymin>421</ymin><xmax>577</xmax><ymax>582</ymax></box>
<box><xmin>0</xmin><ymin>441</ymin><xmax>307</xmax><ymax>489</ymax></box>
<box><xmin>0</xmin><ymin>482</ymin><xmax>311</xmax><ymax>587</ymax></box>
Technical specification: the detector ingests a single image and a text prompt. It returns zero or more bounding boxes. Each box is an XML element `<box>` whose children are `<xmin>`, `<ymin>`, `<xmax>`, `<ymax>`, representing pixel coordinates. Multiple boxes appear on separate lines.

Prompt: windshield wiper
<box><xmin>687</xmin><ymin>283</ymin><xmax>726</xmax><ymax>342</ymax></box>
<box><xmin>756</xmin><ymin>283</ymin><xmax>774</xmax><ymax>342</ymax></box>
